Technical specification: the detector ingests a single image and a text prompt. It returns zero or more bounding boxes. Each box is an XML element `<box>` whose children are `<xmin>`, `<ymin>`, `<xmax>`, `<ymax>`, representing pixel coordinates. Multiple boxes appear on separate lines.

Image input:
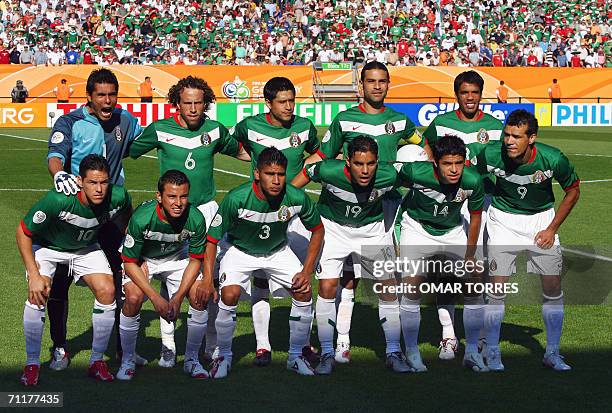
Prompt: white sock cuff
<box><xmin>291</xmin><ymin>298</ymin><xmax>312</xmax><ymax>308</ymax></box>
<box><xmin>94</xmin><ymin>299</ymin><xmax>116</xmax><ymax>312</ymax></box>
<box><xmin>485</xmin><ymin>293</ymin><xmax>506</xmax><ymax>304</ymax></box>
<box><xmin>119</xmin><ymin>312</ymin><xmax>140</xmax><ymax>330</ymax></box>
<box><xmin>340</xmin><ymin>288</ymin><xmax>355</xmax><ymax>301</ymax></box>
<box><xmin>378</xmin><ymin>299</ymin><xmax>399</xmax><ymax>308</ymax></box>
<box><xmin>188</xmin><ymin>306</ymin><xmax>208</xmax><ymax>322</ymax></box>
<box><xmin>218</xmin><ymin>300</ymin><xmax>237</xmax><ymax>313</ymax></box>
<box><xmin>542</xmin><ymin>291</ymin><xmax>564</xmax><ymax>302</ymax></box>
<box><xmin>25</xmin><ymin>300</ymin><xmax>46</xmax><ymax>312</ymax></box>
<box><xmin>317</xmin><ymin>295</ymin><xmax>336</xmax><ymax>304</ymax></box>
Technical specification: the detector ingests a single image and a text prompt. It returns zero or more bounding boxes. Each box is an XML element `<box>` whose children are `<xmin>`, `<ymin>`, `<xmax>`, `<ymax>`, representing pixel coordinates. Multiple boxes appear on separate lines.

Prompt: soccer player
<box><xmin>17</xmin><ymin>155</ymin><xmax>131</xmax><ymax>386</ymax></box>
<box><xmin>476</xmin><ymin>110</ymin><xmax>580</xmax><ymax>371</ymax></box>
<box><xmin>46</xmin><ymin>68</ymin><xmax>143</xmax><ymax>370</ymax></box>
<box><xmin>397</xmin><ymin>136</ymin><xmax>488</xmax><ymax>372</ymax></box>
<box><xmin>229</xmin><ymin>76</ymin><xmax>320</xmax><ymax>366</ymax></box>
<box><xmin>422</xmin><ymin>70</ymin><xmax>504</xmax><ymax>360</ymax></box>
<box><xmin>293</xmin><ymin>136</ymin><xmax>409</xmax><ymax>374</ymax></box>
<box><xmin>117</xmin><ymin>170</ymin><xmax>212</xmax><ymax>380</ymax></box>
<box><xmin>303</xmin><ymin>61</ymin><xmax>430</xmax><ymax>364</ymax></box>
<box><xmin>204</xmin><ymin>148</ymin><xmax>324</xmax><ymax>378</ymax></box>
<box><xmin>129</xmin><ymin>75</ymin><xmax>249</xmax><ymax>366</ymax></box>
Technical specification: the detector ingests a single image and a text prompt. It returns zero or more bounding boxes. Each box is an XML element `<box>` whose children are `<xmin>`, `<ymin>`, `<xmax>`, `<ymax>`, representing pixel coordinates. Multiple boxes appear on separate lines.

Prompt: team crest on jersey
<box><xmin>532</xmin><ymin>170</ymin><xmax>547</xmax><ymax>184</ymax></box>
<box><xmin>220</xmin><ymin>273</ymin><xmax>226</xmax><ymax>284</ymax></box>
<box><xmin>489</xmin><ymin>259</ymin><xmax>497</xmax><ymax>272</ymax></box>
<box><xmin>124</xmin><ymin>234</ymin><xmax>135</xmax><ymax>248</ymax></box>
<box><xmin>200</xmin><ymin>132</ymin><xmax>211</xmax><ymax>146</ymax></box>
<box><xmin>178</xmin><ymin>229</ymin><xmax>193</xmax><ymax>242</ymax></box>
<box><xmin>477</xmin><ymin>128</ymin><xmax>489</xmax><ymax>144</ymax></box>
<box><xmin>385</xmin><ymin>120</ymin><xmax>395</xmax><ymax>134</ymax></box>
<box><xmin>452</xmin><ymin>188</ymin><xmax>467</xmax><ymax>203</ymax></box>
<box><xmin>33</xmin><ymin>211</ymin><xmax>46</xmax><ymax>224</ymax></box>
<box><xmin>278</xmin><ymin>205</ymin><xmax>291</xmax><ymax>222</ymax></box>
<box><xmin>289</xmin><ymin>131</ymin><xmax>301</xmax><ymax>147</ymax></box>
<box><xmin>368</xmin><ymin>189</ymin><xmax>379</xmax><ymax>202</ymax></box>
<box><xmin>50</xmin><ymin>132</ymin><xmax>64</xmax><ymax>144</ymax></box>
<box><xmin>114</xmin><ymin>126</ymin><xmax>122</xmax><ymax>142</ymax></box>
<box><xmin>211</xmin><ymin>215</ymin><xmax>222</xmax><ymax>227</ymax></box>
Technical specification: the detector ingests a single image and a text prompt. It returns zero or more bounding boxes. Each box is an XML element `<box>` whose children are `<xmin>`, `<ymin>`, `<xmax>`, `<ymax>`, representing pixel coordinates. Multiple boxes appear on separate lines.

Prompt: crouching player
<box><xmin>204</xmin><ymin>148</ymin><xmax>324</xmax><ymax>378</ymax></box>
<box><xmin>397</xmin><ymin>136</ymin><xmax>487</xmax><ymax>372</ymax></box>
<box><xmin>118</xmin><ymin>170</ymin><xmax>212</xmax><ymax>380</ymax></box>
<box><xmin>17</xmin><ymin>155</ymin><xmax>131</xmax><ymax>385</ymax></box>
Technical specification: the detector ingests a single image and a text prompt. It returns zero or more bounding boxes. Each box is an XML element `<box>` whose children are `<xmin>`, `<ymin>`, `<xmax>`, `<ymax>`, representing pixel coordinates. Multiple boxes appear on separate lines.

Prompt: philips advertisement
<box><xmin>552</xmin><ymin>103</ymin><xmax>612</xmax><ymax>127</ymax></box>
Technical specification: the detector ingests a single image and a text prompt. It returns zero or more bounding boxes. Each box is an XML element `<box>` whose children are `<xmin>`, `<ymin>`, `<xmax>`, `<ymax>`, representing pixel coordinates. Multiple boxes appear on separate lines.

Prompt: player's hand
<box><xmin>53</xmin><ymin>171</ymin><xmax>79</xmax><ymax>195</ymax></box>
<box><xmin>535</xmin><ymin>229</ymin><xmax>556</xmax><ymax>249</ymax></box>
<box><xmin>140</xmin><ymin>261</ymin><xmax>149</xmax><ymax>279</ymax></box>
<box><xmin>167</xmin><ymin>296</ymin><xmax>183</xmax><ymax>321</ymax></box>
<box><xmin>194</xmin><ymin>279</ymin><xmax>217</xmax><ymax>307</ymax></box>
<box><xmin>28</xmin><ymin>273</ymin><xmax>51</xmax><ymax>308</ymax></box>
<box><xmin>291</xmin><ymin>271</ymin><xmax>311</xmax><ymax>295</ymax></box>
<box><xmin>151</xmin><ymin>296</ymin><xmax>171</xmax><ymax>321</ymax></box>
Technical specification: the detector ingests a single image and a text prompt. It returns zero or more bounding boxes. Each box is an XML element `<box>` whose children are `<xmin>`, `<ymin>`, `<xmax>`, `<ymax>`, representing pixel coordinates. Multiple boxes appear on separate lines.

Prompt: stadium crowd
<box><xmin>0</xmin><ymin>0</ymin><xmax>609</xmax><ymax>67</ymax></box>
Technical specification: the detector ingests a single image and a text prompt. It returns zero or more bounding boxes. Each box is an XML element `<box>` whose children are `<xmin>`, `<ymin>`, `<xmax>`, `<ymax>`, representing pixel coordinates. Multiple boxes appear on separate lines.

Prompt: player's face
<box><xmin>456</xmin><ymin>82</ymin><xmax>482</xmax><ymax>119</ymax></box>
<box><xmin>360</xmin><ymin>69</ymin><xmax>389</xmax><ymax>106</ymax></box>
<box><xmin>503</xmin><ymin>123</ymin><xmax>536</xmax><ymax>161</ymax></box>
<box><xmin>348</xmin><ymin>150</ymin><xmax>378</xmax><ymax>187</ymax></box>
<box><xmin>87</xmin><ymin>82</ymin><xmax>118</xmax><ymax>122</ymax></box>
<box><xmin>77</xmin><ymin>169</ymin><xmax>109</xmax><ymax>205</ymax></box>
<box><xmin>177</xmin><ymin>87</ymin><xmax>206</xmax><ymax>129</ymax></box>
<box><xmin>435</xmin><ymin>154</ymin><xmax>465</xmax><ymax>185</ymax></box>
<box><xmin>266</xmin><ymin>90</ymin><xmax>295</xmax><ymax>125</ymax></box>
<box><xmin>157</xmin><ymin>183</ymin><xmax>190</xmax><ymax>220</ymax></box>
<box><xmin>255</xmin><ymin>163</ymin><xmax>286</xmax><ymax>198</ymax></box>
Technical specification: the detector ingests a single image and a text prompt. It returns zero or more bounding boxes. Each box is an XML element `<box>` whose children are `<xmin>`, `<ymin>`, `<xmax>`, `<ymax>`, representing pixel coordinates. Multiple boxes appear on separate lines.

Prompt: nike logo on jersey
<box><xmin>256</xmin><ymin>138</ymin><xmax>266</xmax><ymax>142</ymax></box>
<box><xmin>352</xmin><ymin>126</ymin><xmax>361</xmax><ymax>131</ymax></box>
<box><xmin>165</xmin><ymin>138</ymin><xmax>176</xmax><ymax>142</ymax></box>
<box><xmin>245</xmin><ymin>213</ymin><xmax>255</xmax><ymax>219</ymax></box>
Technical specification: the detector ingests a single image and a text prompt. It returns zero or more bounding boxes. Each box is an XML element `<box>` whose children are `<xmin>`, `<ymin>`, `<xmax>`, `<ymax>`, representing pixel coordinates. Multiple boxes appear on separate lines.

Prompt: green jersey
<box><xmin>129</xmin><ymin>116</ymin><xmax>240</xmax><ymax>206</ymax></box>
<box><xmin>320</xmin><ymin>104</ymin><xmax>422</xmax><ymax>162</ymax></box>
<box><xmin>475</xmin><ymin>142</ymin><xmax>579</xmax><ymax>214</ymax></box>
<box><xmin>397</xmin><ymin>162</ymin><xmax>484</xmax><ymax>236</ymax></box>
<box><xmin>21</xmin><ymin>186</ymin><xmax>131</xmax><ymax>252</ymax></box>
<box><xmin>230</xmin><ymin>114</ymin><xmax>320</xmax><ymax>179</ymax></box>
<box><xmin>304</xmin><ymin>159</ymin><xmax>399</xmax><ymax>227</ymax></box>
<box><xmin>207</xmin><ymin>181</ymin><xmax>322</xmax><ymax>255</ymax></box>
<box><xmin>121</xmin><ymin>200</ymin><xmax>206</xmax><ymax>262</ymax></box>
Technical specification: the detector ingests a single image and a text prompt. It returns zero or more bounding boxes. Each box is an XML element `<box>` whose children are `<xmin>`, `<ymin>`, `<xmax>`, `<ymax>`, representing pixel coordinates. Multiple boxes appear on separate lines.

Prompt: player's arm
<box><xmin>218</xmin><ymin>123</ymin><xmax>251</xmax><ymax>161</ymax></box>
<box><xmin>16</xmin><ymin>223</ymin><xmax>50</xmax><ymax>308</ymax></box>
<box><xmin>465</xmin><ymin>175</ymin><xmax>485</xmax><ymax>259</ymax></box>
<box><xmin>304</xmin><ymin>121</ymin><xmax>321</xmax><ymax>158</ymax></box>
<box><xmin>293</xmin><ymin>194</ymin><xmax>324</xmax><ymax>293</ymax></box>
<box><xmin>47</xmin><ymin>117</ymin><xmax>79</xmax><ymax>195</ymax></box>
<box><xmin>128</xmin><ymin>122</ymin><xmax>158</xmax><ymax>159</ymax></box>
<box><xmin>305</xmin><ymin>119</ymin><xmax>341</xmax><ymax>164</ymax></box>
<box><xmin>202</xmin><ymin>195</ymin><xmax>235</xmax><ymax>285</ymax></box>
<box><xmin>168</xmin><ymin>257</ymin><xmax>203</xmax><ymax>319</ymax></box>
<box><xmin>125</xmin><ymin>113</ymin><xmax>144</xmax><ymax>152</ymax></box>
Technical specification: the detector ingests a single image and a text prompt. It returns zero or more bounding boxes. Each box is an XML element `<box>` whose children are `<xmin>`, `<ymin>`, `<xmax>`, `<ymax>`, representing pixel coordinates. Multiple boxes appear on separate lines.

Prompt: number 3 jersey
<box><xmin>20</xmin><ymin>186</ymin><xmax>131</xmax><ymax>252</ymax></box>
<box><xmin>475</xmin><ymin>141</ymin><xmax>579</xmax><ymax>214</ymax></box>
<box><xmin>206</xmin><ymin>181</ymin><xmax>322</xmax><ymax>255</ymax></box>
<box><xmin>121</xmin><ymin>200</ymin><xmax>207</xmax><ymax>262</ymax></box>
<box><xmin>129</xmin><ymin>116</ymin><xmax>241</xmax><ymax>206</ymax></box>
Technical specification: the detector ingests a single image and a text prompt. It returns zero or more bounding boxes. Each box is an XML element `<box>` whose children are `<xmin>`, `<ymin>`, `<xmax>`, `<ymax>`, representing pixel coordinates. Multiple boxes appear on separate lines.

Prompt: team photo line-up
<box><xmin>17</xmin><ymin>61</ymin><xmax>580</xmax><ymax>386</ymax></box>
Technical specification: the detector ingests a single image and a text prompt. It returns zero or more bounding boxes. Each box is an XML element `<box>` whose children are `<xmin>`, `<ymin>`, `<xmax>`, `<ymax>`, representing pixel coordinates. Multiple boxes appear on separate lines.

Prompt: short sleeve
<box><xmin>422</xmin><ymin>119</ymin><xmax>437</xmax><ymax>147</ymax></box>
<box><xmin>304</xmin><ymin>161</ymin><xmax>322</xmax><ymax>183</ymax></box>
<box><xmin>319</xmin><ymin>118</ymin><xmax>343</xmax><ymax>159</ymax></box>
<box><xmin>305</xmin><ymin>121</ymin><xmax>320</xmax><ymax>154</ymax></box>
<box><xmin>121</xmin><ymin>214</ymin><xmax>145</xmax><ymax>263</ymax></box>
<box><xmin>467</xmin><ymin>175</ymin><xmax>485</xmax><ymax>212</ymax></box>
<box><xmin>217</xmin><ymin>123</ymin><xmax>241</xmax><ymax>157</ymax></box>
<box><xmin>298</xmin><ymin>191</ymin><xmax>322</xmax><ymax>231</ymax></box>
<box><xmin>129</xmin><ymin>122</ymin><xmax>158</xmax><ymax>158</ymax></box>
<box><xmin>188</xmin><ymin>211</ymin><xmax>207</xmax><ymax>259</ymax></box>
<box><xmin>554</xmin><ymin>151</ymin><xmax>580</xmax><ymax>191</ymax></box>
<box><xmin>206</xmin><ymin>194</ymin><xmax>237</xmax><ymax>243</ymax></box>
<box><xmin>47</xmin><ymin>115</ymin><xmax>74</xmax><ymax>164</ymax></box>
<box><xmin>22</xmin><ymin>192</ymin><xmax>59</xmax><ymax>237</ymax></box>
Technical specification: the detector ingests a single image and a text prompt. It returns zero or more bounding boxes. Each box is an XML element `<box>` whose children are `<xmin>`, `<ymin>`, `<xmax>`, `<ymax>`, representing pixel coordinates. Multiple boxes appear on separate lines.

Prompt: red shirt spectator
<box><xmin>0</xmin><ymin>48</ymin><xmax>9</xmax><ymax>64</ymax></box>
<box><xmin>492</xmin><ymin>53</ymin><xmax>503</xmax><ymax>66</ymax></box>
<box><xmin>82</xmin><ymin>50</ymin><xmax>93</xmax><ymax>64</ymax></box>
<box><xmin>571</xmin><ymin>54</ymin><xmax>582</xmax><ymax>67</ymax></box>
<box><xmin>527</xmin><ymin>54</ymin><xmax>538</xmax><ymax>66</ymax></box>
<box><xmin>397</xmin><ymin>40</ymin><xmax>409</xmax><ymax>58</ymax></box>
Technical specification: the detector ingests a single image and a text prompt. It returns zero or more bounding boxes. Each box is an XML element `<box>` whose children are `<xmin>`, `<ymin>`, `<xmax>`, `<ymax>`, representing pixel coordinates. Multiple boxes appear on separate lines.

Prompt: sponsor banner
<box><xmin>387</xmin><ymin>103</ymin><xmax>535</xmax><ymax>127</ymax></box>
<box><xmin>0</xmin><ymin>103</ymin><xmax>47</xmax><ymax>127</ymax></box>
<box><xmin>552</xmin><ymin>103</ymin><xmax>612</xmax><ymax>126</ymax></box>
<box><xmin>216</xmin><ymin>102</ymin><xmax>358</xmax><ymax>126</ymax></box>
<box><xmin>534</xmin><ymin>103</ymin><xmax>553</xmax><ymax>127</ymax></box>
<box><xmin>321</xmin><ymin>62</ymin><xmax>353</xmax><ymax>70</ymax></box>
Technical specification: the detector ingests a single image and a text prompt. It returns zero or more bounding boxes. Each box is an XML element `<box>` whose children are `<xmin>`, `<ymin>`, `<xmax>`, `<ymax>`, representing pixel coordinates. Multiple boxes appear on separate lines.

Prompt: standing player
<box><xmin>303</xmin><ymin>61</ymin><xmax>430</xmax><ymax>363</ymax></box>
<box><xmin>477</xmin><ymin>110</ymin><xmax>580</xmax><ymax>371</ymax></box>
<box><xmin>293</xmin><ymin>136</ymin><xmax>410</xmax><ymax>374</ymax></box>
<box><xmin>396</xmin><ymin>136</ymin><xmax>488</xmax><ymax>372</ymax></box>
<box><xmin>422</xmin><ymin>70</ymin><xmax>504</xmax><ymax>360</ymax></box>
<box><xmin>129</xmin><ymin>75</ymin><xmax>250</xmax><ymax>366</ymax></box>
<box><xmin>229</xmin><ymin>76</ymin><xmax>320</xmax><ymax>365</ymax></box>
<box><xmin>46</xmin><ymin>68</ymin><xmax>143</xmax><ymax>370</ymax></box>
<box><xmin>204</xmin><ymin>148</ymin><xmax>324</xmax><ymax>378</ymax></box>
<box><xmin>17</xmin><ymin>155</ymin><xmax>131</xmax><ymax>385</ymax></box>
<box><xmin>117</xmin><ymin>170</ymin><xmax>212</xmax><ymax>380</ymax></box>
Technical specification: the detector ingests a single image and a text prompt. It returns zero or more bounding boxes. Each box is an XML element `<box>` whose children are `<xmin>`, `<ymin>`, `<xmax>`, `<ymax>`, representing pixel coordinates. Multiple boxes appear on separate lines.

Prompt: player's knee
<box><xmin>124</xmin><ymin>286</ymin><xmax>145</xmax><ymax>308</ymax></box>
<box><xmin>220</xmin><ymin>285</ymin><xmax>240</xmax><ymax>306</ymax></box>
<box><xmin>292</xmin><ymin>290</ymin><xmax>312</xmax><ymax>302</ymax></box>
<box><xmin>188</xmin><ymin>295</ymin><xmax>206</xmax><ymax>311</ymax></box>
<box><xmin>318</xmin><ymin>279</ymin><xmax>338</xmax><ymax>299</ymax></box>
<box><xmin>94</xmin><ymin>281</ymin><xmax>115</xmax><ymax>305</ymax></box>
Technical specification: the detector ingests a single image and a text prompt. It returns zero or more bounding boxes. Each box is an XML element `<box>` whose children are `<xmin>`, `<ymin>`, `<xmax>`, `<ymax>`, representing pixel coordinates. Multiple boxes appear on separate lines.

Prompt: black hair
<box><xmin>348</xmin><ymin>136</ymin><xmax>379</xmax><ymax>158</ymax></box>
<box><xmin>453</xmin><ymin>70</ymin><xmax>484</xmax><ymax>95</ymax></box>
<box><xmin>432</xmin><ymin>136</ymin><xmax>466</xmax><ymax>161</ymax></box>
<box><xmin>86</xmin><ymin>68</ymin><xmax>119</xmax><ymax>95</ymax></box>
<box><xmin>505</xmin><ymin>109</ymin><xmax>538</xmax><ymax>136</ymax></box>
<box><xmin>79</xmin><ymin>154</ymin><xmax>110</xmax><ymax>177</ymax></box>
<box><xmin>157</xmin><ymin>169</ymin><xmax>190</xmax><ymax>193</ymax></box>
<box><xmin>61</xmin><ymin>78</ymin><xmax>67</xmax><ymax>84</ymax></box>
<box><xmin>360</xmin><ymin>60</ymin><xmax>389</xmax><ymax>83</ymax></box>
<box><xmin>500</xmin><ymin>80</ymin><xmax>505</xmax><ymax>85</ymax></box>
<box><xmin>257</xmin><ymin>147</ymin><xmax>288</xmax><ymax>170</ymax></box>
<box><xmin>263</xmin><ymin>77</ymin><xmax>296</xmax><ymax>102</ymax></box>
<box><xmin>168</xmin><ymin>75</ymin><xmax>215</xmax><ymax>111</ymax></box>
<box><xmin>553</xmin><ymin>78</ymin><xmax>558</xmax><ymax>83</ymax></box>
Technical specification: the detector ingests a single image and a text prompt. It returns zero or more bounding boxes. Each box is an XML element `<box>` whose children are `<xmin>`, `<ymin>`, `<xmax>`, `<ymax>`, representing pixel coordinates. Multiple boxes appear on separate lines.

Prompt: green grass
<box><xmin>0</xmin><ymin>127</ymin><xmax>610</xmax><ymax>412</ymax></box>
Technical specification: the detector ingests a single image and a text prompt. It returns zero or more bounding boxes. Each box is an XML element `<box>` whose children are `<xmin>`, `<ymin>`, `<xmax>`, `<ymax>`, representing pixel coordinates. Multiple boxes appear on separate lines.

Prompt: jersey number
<box><xmin>433</xmin><ymin>205</ymin><xmax>449</xmax><ymax>217</ymax></box>
<box><xmin>345</xmin><ymin>205</ymin><xmax>362</xmax><ymax>218</ymax></box>
<box><xmin>185</xmin><ymin>152</ymin><xmax>196</xmax><ymax>170</ymax></box>
<box><xmin>517</xmin><ymin>186</ymin><xmax>527</xmax><ymax>199</ymax></box>
<box><xmin>259</xmin><ymin>225</ymin><xmax>271</xmax><ymax>240</ymax></box>
<box><xmin>77</xmin><ymin>229</ymin><xmax>95</xmax><ymax>242</ymax></box>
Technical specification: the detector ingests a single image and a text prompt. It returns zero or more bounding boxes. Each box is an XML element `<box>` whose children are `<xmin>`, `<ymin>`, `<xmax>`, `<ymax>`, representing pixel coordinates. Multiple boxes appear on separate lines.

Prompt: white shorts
<box><xmin>219</xmin><ymin>244</ymin><xmax>303</xmax><ymax>298</ymax></box>
<box><xmin>317</xmin><ymin>218</ymin><xmax>395</xmax><ymax>280</ymax></box>
<box><xmin>487</xmin><ymin>206</ymin><xmax>562</xmax><ymax>276</ymax></box>
<box><xmin>197</xmin><ymin>200</ymin><xmax>219</xmax><ymax>232</ymax></box>
<box><xmin>29</xmin><ymin>244</ymin><xmax>112</xmax><ymax>285</ymax></box>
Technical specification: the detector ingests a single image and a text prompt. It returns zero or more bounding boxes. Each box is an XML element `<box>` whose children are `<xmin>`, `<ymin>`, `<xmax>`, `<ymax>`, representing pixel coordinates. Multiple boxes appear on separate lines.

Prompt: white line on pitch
<box><xmin>561</xmin><ymin>247</ymin><xmax>612</xmax><ymax>263</ymax></box>
<box><xmin>570</xmin><ymin>153</ymin><xmax>612</xmax><ymax>158</ymax></box>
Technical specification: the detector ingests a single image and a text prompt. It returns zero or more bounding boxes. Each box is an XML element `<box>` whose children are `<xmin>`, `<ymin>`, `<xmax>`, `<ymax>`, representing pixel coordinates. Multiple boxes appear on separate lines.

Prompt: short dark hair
<box><xmin>61</xmin><ymin>78</ymin><xmax>67</xmax><ymax>84</ymax></box>
<box><xmin>158</xmin><ymin>170</ymin><xmax>190</xmax><ymax>193</ymax></box>
<box><xmin>145</xmin><ymin>76</ymin><xmax>150</xmax><ymax>81</ymax></box>
<box><xmin>263</xmin><ymin>77</ymin><xmax>296</xmax><ymax>102</ymax></box>
<box><xmin>505</xmin><ymin>109</ymin><xmax>538</xmax><ymax>136</ymax></box>
<box><xmin>79</xmin><ymin>154</ymin><xmax>109</xmax><ymax>177</ymax></box>
<box><xmin>432</xmin><ymin>136</ymin><xmax>466</xmax><ymax>161</ymax></box>
<box><xmin>500</xmin><ymin>80</ymin><xmax>505</xmax><ymax>85</ymax></box>
<box><xmin>348</xmin><ymin>136</ymin><xmax>379</xmax><ymax>159</ymax></box>
<box><xmin>360</xmin><ymin>60</ymin><xmax>389</xmax><ymax>83</ymax></box>
<box><xmin>454</xmin><ymin>70</ymin><xmax>484</xmax><ymax>95</ymax></box>
<box><xmin>257</xmin><ymin>147</ymin><xmax>288</xmax><ymax>170</ymax></box>
<box><xmin>553</xmin><ymin>78</ymin><xmax>558</xmax><ymax>83</ymax></box>
<box><xmin>86</xmin><ymin>68</ymin><xmax>119</xmax><ymax>95</ymax></box>
<box><xmin>168</xmin><ymin>76</ymin><xmax>215</xmax><ymax>111</ymax></box>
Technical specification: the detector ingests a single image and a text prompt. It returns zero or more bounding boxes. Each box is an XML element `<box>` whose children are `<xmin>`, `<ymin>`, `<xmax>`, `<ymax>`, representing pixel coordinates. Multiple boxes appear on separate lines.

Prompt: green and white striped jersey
<box><xmin>475</xmin><ymin>142</ymin><xmax>579</xmax><ymax>214</ymax></box>
<box><xmin>230</xmin><ymin>113</ymin><xmax>320</xmax><ymax>180</ymax></box>
<box><xmin>21</xmin><ymin>186</ymin><xmax>131</xmax><ymax>252</ymax></box>
<box><xmin>129</xmin><ymin>116</ymin><xmax>240</xmax><ymax>206</ymax></box>
<box><xmin>207</xmin><ymin>181</ymin><xmax>322</xmax><ymax>255</ymax></box>
<box><xmin>121</xmin><ymin>200</ymin><xmax>207</xmax><ymax>262</ymax></box>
